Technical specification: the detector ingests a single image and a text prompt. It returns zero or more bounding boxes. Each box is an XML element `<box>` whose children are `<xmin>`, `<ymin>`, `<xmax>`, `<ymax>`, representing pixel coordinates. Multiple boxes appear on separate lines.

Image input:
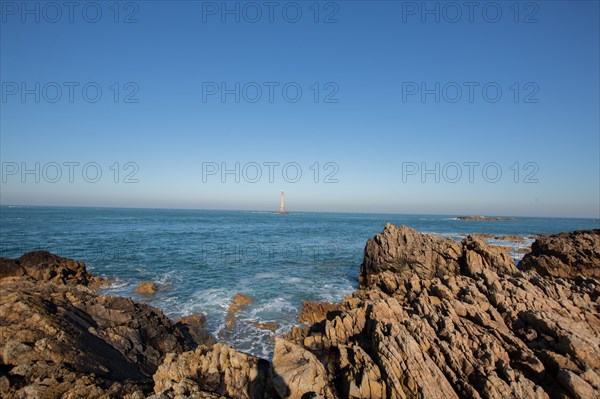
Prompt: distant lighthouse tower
<box><xmin>277</xmin><ymin>191</ymin><xmax>288</xmax><ymax>214</ymax></box>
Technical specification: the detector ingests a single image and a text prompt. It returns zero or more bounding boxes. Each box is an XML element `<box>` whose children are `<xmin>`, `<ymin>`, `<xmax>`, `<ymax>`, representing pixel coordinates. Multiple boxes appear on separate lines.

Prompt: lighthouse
<box><xmin>277</xmin><ymin>191</ymin><xmax>288</xmax><ymax>214</ymax></box>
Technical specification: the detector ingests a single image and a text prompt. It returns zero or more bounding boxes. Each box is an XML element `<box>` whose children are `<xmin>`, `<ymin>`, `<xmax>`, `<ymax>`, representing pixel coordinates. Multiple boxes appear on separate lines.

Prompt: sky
<box><xmin>1</xmin><ymin>0</ymin><xmax>599</xmax><ymax>218</ymax></box>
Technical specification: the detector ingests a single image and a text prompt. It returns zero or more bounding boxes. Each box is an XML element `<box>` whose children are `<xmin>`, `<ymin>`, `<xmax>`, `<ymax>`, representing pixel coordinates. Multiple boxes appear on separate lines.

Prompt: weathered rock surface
<box><xmin>176</xmin><ymin>313</ymin><xmax>217</xmax><ymax>348</ymax></box>
<box><xmin>360</xmin><ymin>224</ymin><xmax>463</xmax><ymax>287</ymax></box>
<box><xmin>270</xmin><ymin>338</ymin><xmax>333</xmax><ymax>399</ymax></box>
<box><xmin>249</xmin><ymin>322</ymin><xmax>279</xmax><ymax>332</ymax></box>
<box><xmin>0</xmin><ymin>253</ymin><xmax>197</xmax><ymax>398</ymax></box>
<box><xmin>0</xmin><ymin>250</ymin><xmax>103</xmax><ymax>287</ymax></box>
<box><xmin>135</xmin><ymin>281</ymin><xmax>159</xmax><ymax>295</ymax></box>
<box><xmin>282</xmin><ymin>225</ymin><xmax>600</xmax><ymax>399</ymax></box>
<box><xmin>519</xmin><ymin>229</ymin><xmax>600</xmax><ymax>279</ymax></box>
<box><xmin>153</xmin><ymin>343</ymin><xmax>270</xmax><ymax>399</ymax></box>
<box><xmin>225</xmin><ymin>293</ymin><xmax>255</xmax><ymax>329</ymax></box>
<box><xmin>297</xmin><ymin>301</ymin><xmax>342</xmax><ymax>324</ymax></box>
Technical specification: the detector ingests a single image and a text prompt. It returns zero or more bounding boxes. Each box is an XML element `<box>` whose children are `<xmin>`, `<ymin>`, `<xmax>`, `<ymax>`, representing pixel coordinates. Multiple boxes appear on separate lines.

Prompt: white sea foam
<box><xmin>191</xmin><ymin>288</ymin><xmax>232</xmax><ymax>311</ymax></box>
<box><xmin>248</xmin><ymin>297</ymin><xmax>296</xmax><ymax>316</ymax></box>
<box><xmin>107</xmin><ymin>279</ymin><xmax>129</xmax><ymax>289</ymax></box>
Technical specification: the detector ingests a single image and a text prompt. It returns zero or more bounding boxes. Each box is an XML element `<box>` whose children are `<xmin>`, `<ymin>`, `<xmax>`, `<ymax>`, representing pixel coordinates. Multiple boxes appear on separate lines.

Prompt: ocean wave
<box><xmin>253</xmin><ymin>272</ymin><xmax>279</xmax><ymax>280</ymax></box>
<box><xmin>107</xmin><ymin>279</ymin><xmax>129</xmax><ymax>289</ymax></box>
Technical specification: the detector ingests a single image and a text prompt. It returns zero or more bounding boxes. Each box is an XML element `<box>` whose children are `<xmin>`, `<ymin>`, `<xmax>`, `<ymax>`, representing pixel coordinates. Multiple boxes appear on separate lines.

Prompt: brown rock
<box><xmin>0</xmin><ymin>252</ymin><xmax>189</xmax><ymax>398</ymax></box>
<box><xmin>495</xmin><ymin>245</ymin><xmax>531</xmax><ymax>254</ymax></box>
<box><xmin>0</xmin><ymin>250</ymin><xmax>97</xmax><ymax>286</ymax></box>
<box><xmin>175</xmin><ymin>313</ymin><xmax>216</xmax><ymax>347</ymax></box>
<box><xmin>249</xmin><ymin>321</ymin><xmax>279</xmax><ymax>331</ymax></box>
<box><xmin>3</xmin><ymin>223</ymin><xmax>600</xmax><ymax>399</ymax></box>
<box><xmin>462</xmin><ymin>235</ymin><xmax>518</xmax><ymax>276</ymax></box>
<box><xmin>495</xmin><ymin>235</ymin><xmax>527</xmax><ymax>242</ymax></box>
<box><xmin>153</xmin><ymin>343</ymin><xmax>270</xmax><ymax>399</ymax></box>
<box><xmin>338</xmin><ymin>344</ymin><xmax>387</xmax><ymax>398</ymax></box>
<box><xmin>270</xmin><ymin>337</ymin><xmax>334</xmax><ymax>399</ymax></box>
<box><xmin>225</xmin><ymin>293</ymin><xmax>255</xmax><ymax>329</ymax></box>
<box><xmin>297</xmin><ymin>301</ymin><xmax>341</xmax><ymax>324</ymax></box>
<box><xmin>291</xmin><ymin>225</ymin><xmax>599</xmax><ymax>399</ymax></box>
<box><xmin>134</xmin><ymin>281</ymin><xmax>158</xmax><ymax>295</ymax></box>
<box><xmin>557</xmin><ymin>369</ymin><xmax>597</xmax><ymax>399</ymax></box>
<box><xmin>360</xmin><ymin>224</ymin><xmax>462</xmax><ymax>288</ymax></box>
<box><xmin>519</xmin><ymin>229</ymin><xmax>600</xmax><ymax>279</ymax></box>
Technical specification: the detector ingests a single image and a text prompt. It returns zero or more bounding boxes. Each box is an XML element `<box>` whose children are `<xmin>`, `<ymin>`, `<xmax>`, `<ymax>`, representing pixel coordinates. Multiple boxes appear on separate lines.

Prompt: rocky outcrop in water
<box><xmin>519</xmin><ymin>229</ymin><xmax>600</xmax><ymax>279</ymax></box>
<box><xmin>457</xmin><ymin>216</ymin><xmax>515</xmax><ymax>221</ymax></box>
<box><xmin>0</xmin><ymin>250</ymin><xmax>104</xmax><ymax>287</ymax></box>
<box><xmin>176</xmin><ymin>313</ymin><xmax>217</xmax><ymax>349</ymax></box>
<box><xmin>225</xmin><ymin>293</ymin><xmax>255</xmax><ymax>330</ymax></box>
<box><xmin>135</xmin><ymin>281</ymin><xmax>158</xmax><ymax>295</ymax></box>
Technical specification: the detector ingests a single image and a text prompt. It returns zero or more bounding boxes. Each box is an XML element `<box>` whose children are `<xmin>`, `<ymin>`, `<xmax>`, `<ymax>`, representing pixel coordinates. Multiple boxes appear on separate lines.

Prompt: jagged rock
<box><xmin>290</xmin><ymin>225</ymin><xmax>600</xmax><ymax>399</ymax></box>
<box><xmin>470</xmin><ymin>234</ymin><xmax>527</xmax><ymax>243</ymax></box>
<box><xmin>557</xmin><ymin>368</ymin><xmax>597</xmax><ymax>399</ymax></box>
<box><xmin>153</xmin><ymin>343</ymin><xmax>270</xmax><ymax>399</ymax></box>
<box><xmin>519</xmin><ymin>229</ymin><xmax>600</xmax><ymax>279</ymax></box>
<box><xmin>176</xmin><ymin>314</ymin><xmax>216</xmax><ymax>348</ymax></box>
<box><xmin>337</xmin><ymin>344</ymin><xmax>386</xmax><ymax>398</ymax></box>
<box><xmin>0</xmin><ymin>252</ymin><xmax>191</xmax><ymax>398</ymax></box>
<box><xmin>146</xmin><ymin>391</ymin><xmax>226</xmax><ymax>399</ymax></box>
<box><xmin>297</xmin><ymin>301</ymin><xmax>341</xmax><ymax>324</ymax></box>
<box><xmin>225</xmin><ymin>293</ymin><xmax>255</xmax><ymax>329</ymax></box>
<box><xmin>135</xmin><ymin>281</ymin><xmax>158</xmax><ymax>295</ymax></box>
<box><xmin>0</xmin><ymin>250</ymin><xmax>101</xmax><ymax>286</ymax></box>
<box><xmin>360</xmin><ymin>224</ymin><xmax>462</xmax><ymax>288</ymax></box>
<box><xmin>270</xmin><ymin>338</ymin><xmax>333</xmax><ymax>399</ymax></box>
<box><xmin>462</xmin><ymin>235</ymin><xmax>518</xmax><ymax>277</ymax></box>
<box><xmin>249</xmin><ymin>321</ymin><xmax>279</xmax><ymax>331</ymax></box>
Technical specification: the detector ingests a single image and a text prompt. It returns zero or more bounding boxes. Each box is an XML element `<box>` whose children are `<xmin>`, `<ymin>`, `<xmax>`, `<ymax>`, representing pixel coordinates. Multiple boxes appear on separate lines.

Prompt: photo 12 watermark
<box><xmin>1</xmin><ymin>1</ymin><xmax>140</xmax><ymax>23</ymax></box>
<box><xmin>399</xmin><ymin>1</ymin><xmax>540</xmax><ymax>24</ymax></box>
<box><xmin>201</xmin><ymin>162</ymin><xmax>339</xmax><ymax>183</ymax></box>
<box><xmin>1</xmin><ymin>82</ymin><xmax>140</xmax><ymax>104</ymax></box>
<box><xmin>1</xmin><ymin>162</ymin><xmax>140</xmax><ymax>184</ymax></box>
<box><xmin>200</xmin><ymin>1</ymin><xmax>339</xmax><ymax>24</ymax></box>
<box><xmin>0</xmin><ymin>242</ymin><xmax>139</xmax><ymax>263</ymax></box>
<box><xmin>401</xmin><ymin>81</ymin><xmax>539</xmax><ymax>104</ymax></box>
<box><xmin>201</xmin><ymin>81</ymin><xmax>339</xmax><ymax>104</ymax></box>
<box><xmin>401</xmin><ymin>162</ymin><xmax>539</xmax><ymax>183</ymax></box>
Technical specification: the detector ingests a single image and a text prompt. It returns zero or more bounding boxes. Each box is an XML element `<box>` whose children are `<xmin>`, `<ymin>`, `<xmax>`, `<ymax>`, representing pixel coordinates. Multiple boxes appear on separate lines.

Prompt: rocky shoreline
<box><xmin>1</xmin><ymin>227</ymin><xmax>599</xmax><ymax>398</ymax></box>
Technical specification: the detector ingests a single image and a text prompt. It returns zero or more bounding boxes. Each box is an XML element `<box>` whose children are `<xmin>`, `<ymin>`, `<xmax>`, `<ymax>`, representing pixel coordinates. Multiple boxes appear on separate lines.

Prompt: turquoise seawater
<box><xmin>1</xmin><ymin>206</ymin><xmax>597</xmax><ymax>358</ymax></box>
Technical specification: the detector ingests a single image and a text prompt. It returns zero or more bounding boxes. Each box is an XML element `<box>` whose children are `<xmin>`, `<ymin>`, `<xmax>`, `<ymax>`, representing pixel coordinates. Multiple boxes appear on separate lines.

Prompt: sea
<box><xmin>1</xmin><ymin>205</ymin><xmax>597</xmax><ymax>358</ymax></box>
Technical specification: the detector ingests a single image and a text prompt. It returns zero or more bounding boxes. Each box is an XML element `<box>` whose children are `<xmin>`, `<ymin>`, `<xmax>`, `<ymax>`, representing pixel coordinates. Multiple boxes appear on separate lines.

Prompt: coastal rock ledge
<box><xmin>1</xmin><ymin>227</ymin><xmax>599</xmax><ymax>398</ymax></box>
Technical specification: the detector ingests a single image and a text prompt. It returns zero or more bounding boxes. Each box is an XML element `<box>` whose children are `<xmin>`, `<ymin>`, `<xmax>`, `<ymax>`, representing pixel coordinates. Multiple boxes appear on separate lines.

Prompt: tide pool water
<box><xmin>1</xmin><ymin>206</ymin><xmax>597</xmax><ymax>358</ymax></box>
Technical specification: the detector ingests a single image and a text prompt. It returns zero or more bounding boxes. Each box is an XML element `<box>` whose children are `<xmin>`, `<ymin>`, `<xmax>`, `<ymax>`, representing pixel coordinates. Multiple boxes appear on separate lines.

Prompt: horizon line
<box><xmin>1</xmin><ymin>203</ymin><xmax>598</xmax><ymax>220</ymax></box>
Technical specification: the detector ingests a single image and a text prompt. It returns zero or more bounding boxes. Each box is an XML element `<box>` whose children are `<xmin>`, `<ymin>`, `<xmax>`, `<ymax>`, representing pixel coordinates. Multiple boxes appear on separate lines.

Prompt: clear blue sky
<box><xmin>1</xmin><ymin>1</ymin><xmax>599</xmax><ymax>217</ymax></box>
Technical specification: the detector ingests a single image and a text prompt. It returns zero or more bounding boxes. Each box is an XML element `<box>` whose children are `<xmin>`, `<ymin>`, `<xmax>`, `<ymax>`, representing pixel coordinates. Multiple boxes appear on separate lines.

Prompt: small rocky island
<box><xmin>457</xmin><ymin>216</ymin><xmax>516</xmax><ymax>221</ymax></box>
<box><xmin>1</xmin><ymin>227</ymin><xmax>599</xmax><ymax>398</ymax></box>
